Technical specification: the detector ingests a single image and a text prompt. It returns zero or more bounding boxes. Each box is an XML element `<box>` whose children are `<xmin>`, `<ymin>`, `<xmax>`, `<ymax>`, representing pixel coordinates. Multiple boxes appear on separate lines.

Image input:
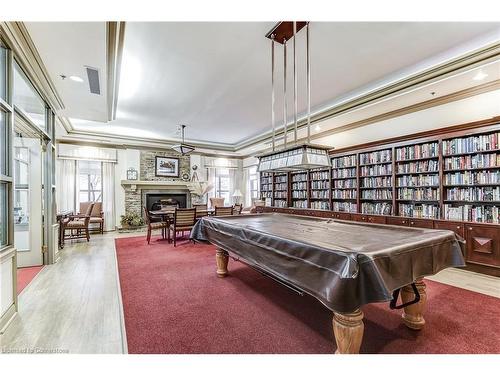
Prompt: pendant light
<box><xmin>258</xmin><ymin>22</ymin><xmax>331</xmax><ymax>173</ymax></box>
<box><xmin>171</xmin><ymin>124</ymin><xmax>196</xmax><ymax>155</ymax></box>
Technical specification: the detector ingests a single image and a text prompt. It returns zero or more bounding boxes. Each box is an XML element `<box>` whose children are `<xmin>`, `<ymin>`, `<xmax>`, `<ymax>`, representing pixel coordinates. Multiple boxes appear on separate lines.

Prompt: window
<box><xmin>214</xmin><ymin>168</ymin><xmax>230</xmax><ymax>203</ymax></box>
<box><xmin>0</xmin><ymin>47</ymin><xmax>6</xmax><ymax>101</ymax></box>
<box><xmin>78</xmin><ymin>160</ymin><xmax>102</xmax><ymax>203</ymax></box>
<box><xmin>0</xmin><ymin>183</ymin><xmax>7</xmax><ymax>246</ymax></box>
<box><xmin>0</xmin><ymin>111</ymin><xmax>6</xmax><ymax>176</ymax></box>
<box><xmin>13</xmin><ymin>62</ymin><xmax>46</xmax><ymax>131</ymax></box>
<box><xmin>249</xmin><ymin>166</ymin><xmax>259</xmax><ymax>202</ymax></box>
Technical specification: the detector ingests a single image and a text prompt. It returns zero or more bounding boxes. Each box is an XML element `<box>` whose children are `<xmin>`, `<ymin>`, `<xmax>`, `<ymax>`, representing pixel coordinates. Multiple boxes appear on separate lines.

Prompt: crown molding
<box><xmin>0</xmin><ymin>21</ymin><xmax>65</xmax><ymax>112</ymax></box>
<box><xmin>107</xmin><ymin>21</ymin><xmax>126</xmax><ymax>121</ymax></box>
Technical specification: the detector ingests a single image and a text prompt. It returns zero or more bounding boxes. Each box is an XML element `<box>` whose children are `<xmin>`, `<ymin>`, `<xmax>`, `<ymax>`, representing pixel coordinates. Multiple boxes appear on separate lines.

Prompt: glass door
<box><xmin>14</xmin><ymin>129</ymin><xmax>43</xmax><ymax>267</ymax></box>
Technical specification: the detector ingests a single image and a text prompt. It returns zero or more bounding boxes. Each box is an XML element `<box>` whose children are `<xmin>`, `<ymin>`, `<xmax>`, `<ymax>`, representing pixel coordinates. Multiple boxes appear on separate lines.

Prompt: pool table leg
<box><xmin>332</xmin><ymin>309</ymin><xmax>364</xmax><ymax>354</ymax></box>
<box><xmin>401</xmin><ymin>278</ymin><xmax>427</xmax><ymax>330</ymax></box>
<box><xmin>216</xmin><ymin>248</ymin><xmax>229</xmax><ymax>278</ymax></box>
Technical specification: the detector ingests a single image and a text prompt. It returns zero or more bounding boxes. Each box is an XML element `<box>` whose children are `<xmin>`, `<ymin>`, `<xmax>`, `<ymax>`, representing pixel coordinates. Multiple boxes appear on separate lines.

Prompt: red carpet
<box><xmin>17</xmin><ymin>265</ymin><xmax>44</xmax><ymax>295</ymax></box>
<box><xmin>115</xmin><ymin>235</ymin><xmax>500</xmax><ymax>354</ymax></box>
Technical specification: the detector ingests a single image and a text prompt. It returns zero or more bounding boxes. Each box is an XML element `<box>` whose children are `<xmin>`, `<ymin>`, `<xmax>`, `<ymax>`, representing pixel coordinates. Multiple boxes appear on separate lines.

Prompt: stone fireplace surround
<box><xmin>121</xmin><ymin>180</ymin><xmax>199</xmax><ymax>220</ymax></box>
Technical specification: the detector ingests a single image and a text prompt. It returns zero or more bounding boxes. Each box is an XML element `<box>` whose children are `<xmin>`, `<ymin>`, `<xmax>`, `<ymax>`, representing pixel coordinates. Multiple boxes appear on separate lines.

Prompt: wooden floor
<box><xmin>0</xmin><ymin>230</ymin><xmax>499</xmax><ymax>353</ymax></box>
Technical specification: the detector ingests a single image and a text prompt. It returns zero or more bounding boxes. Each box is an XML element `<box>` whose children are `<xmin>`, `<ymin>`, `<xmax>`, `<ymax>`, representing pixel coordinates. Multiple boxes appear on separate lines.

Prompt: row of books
<box><xmin>445</xmin><ymin>186</ymin><xmax>499</xmax><ymax>201</ymax></box>
<box><xmin>397</xmin><ymin>160</ymin><xmax>439</xmax><ymax>174</ymax></box>
<box><xmin>333</xmin><ymin>190</ymin><xmax>357</xmax><ymax>199</ymax></box>
<box><xmin>362</xmin><ymin>202</ymin><xmax>393</xmax><ymax>215</ymax></box>
<box><xmin>273</xmin><ymin>183</ymin><xmax>287</xmax><ymax>191</ymax></box>
<box><xmin>309</xmin><ymin>170</ymin><xmax>329</xmax><ymax>180</ymax></box>
<box><xmin>311</xmin><ymin>180</ymin><xmax>330</xmax><ymax>190</ymax></box>
<box><xmin>261</xmin><ymin>177</ymin><xmax>273</xmax><ymax>185</ymax></box>
<box><xmin>443</xmin><ymin>132</ymin><xmax>499</xmax><ymax>155</ymax></box>
<box><xmin>444</xmin><ymin>204</ymin><xmax>499</xmax><ymax>224</ymax></box>
<box><xmin>361</xmin><ymin>190</ymin><xmax>392</xmax><ymax>200</ymax></box>
<box><xmin>397</xmin><ymin>174</ymin><xmax>439</xmax><ymax>187</ymax></box>
<box><xmin>311</xmin><ymin>190</ymin><xmax>329</xmax><ymax>199</ymax></box>
<box><xmin>332</xmin><ymin>202</ymin><xmax>357</xmax><ymax>212</ymax></box>
<box><xmin>260</xmin><ymin>185</ymin><xmax>272</xmax><ymax>192</ymax></box>
<box><xmin>334</xmin><ymin>180</ymin><xmax>357</xmax><ymax>189</ymax></box>
<box><xmin>397</xmin><ymin>188</ymin><xmax>439</xmax><ymax>201</ymax></box>
<box><xmin>273</xmin><ymin>199</ymin><xmax>287</xmax><ymax>208</ymax></box>
<box><xmin>444</xmin><ymin>171</ymin><xmax>499</xmax><ymax>185</ymax></box>
<box><xmin>360</xmin><ymin>149</ymin><xmax>392</xmax><ymax>165</ymax></box>
<box><xmin>332</xmin><ymin>168</ymin><xmax>357</xmax><ymax>179</ymax></box>
<box><xmin>274</xmin><ymin>174</ymin><xmax>287</xmax><ymax>183</ymax></box>
<box><xmin>261</xmin><ymin>192</ymin><xmax>272</xmax><ymax>198</ymax></box>
<box><xmin>292</xmin><ymin>200</ymin><xmax>308</xmax><ymax>209</ymax></box>
<box><xmin>310</xmin><ymin>201</ymin><xmax>330</xmax><ymax>210</ymax></box>
<box><xmin>331</xmin><ymin>155</ymin><xmax>357</xmax><ymax>168</ymax></box>
<box><xmin>292</xmin><ymin>191</ymin><xmax>308</xmax><ymax>199</ymax></box>
<box><xmin>398</xmin><ymin>204</ymin><xmax>440</xmax><ymax>219</ymax></box>
<box><xmin>291</xmin><ymin>173</ymin><xmax>308</xmax><ymax>182</ymax></box>
<box><xmin>291</xmin><ymin>182</ymin><xmax>307</xmax><ymax>190</ymax></box>
<box><xmin>274</xmin><ymin>191</ymin><xmax>287</xmax><ymax>199</ymax></box>
<box><xmin>396</xmin><ymin>142</ymin><xmax>438</xmax><ymax>161</ymax></box>
<box><xmin>444</xmin><ymin>154</ymin><xmax>500</xmax><ymax>170</ymax></box>
<box><xmin>361</xmin><ymin>176</ymin><xmax>392</xmax><ymax>188</ymax></box>
<box><xmin>360</xmin><ymin>164</ymin><xmax>392</xmax><ymax>177</ymax></box>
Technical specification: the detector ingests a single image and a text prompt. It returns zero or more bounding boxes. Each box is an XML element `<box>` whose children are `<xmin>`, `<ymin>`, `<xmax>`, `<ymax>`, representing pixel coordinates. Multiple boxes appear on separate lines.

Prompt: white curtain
<box><xmin>56</xmin><ymin>159</ymin><xmax>76</xmax><ymax>213</ymax></box>
<box><xmin>242</xmin><ymin>167</ymin><xmax>250</xmax><ymax>207</ymax></box>
<box><xmin>102</xmin><ymin>162</ymin><xmax>116</xmax><ymax>232</ymax></box>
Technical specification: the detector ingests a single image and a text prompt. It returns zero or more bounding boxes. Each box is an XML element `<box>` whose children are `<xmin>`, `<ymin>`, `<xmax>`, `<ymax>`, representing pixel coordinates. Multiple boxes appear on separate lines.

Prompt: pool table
<box><xmin>191</xmin><ymin>213</ymin><xmax>465</xmax><ymax>354</ymax></box>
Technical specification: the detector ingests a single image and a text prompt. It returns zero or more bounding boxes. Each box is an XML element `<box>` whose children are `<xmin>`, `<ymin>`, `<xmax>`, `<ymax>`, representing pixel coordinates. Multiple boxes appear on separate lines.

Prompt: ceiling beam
<box><xmin>106</xmin><ymin>21</ymin><xmax>126</xmax><ymax>122</ymax></box>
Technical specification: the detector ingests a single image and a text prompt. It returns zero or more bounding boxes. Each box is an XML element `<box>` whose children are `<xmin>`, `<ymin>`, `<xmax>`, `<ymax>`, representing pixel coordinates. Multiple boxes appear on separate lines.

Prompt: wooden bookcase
<box><xmin>258</xmin><ymin>116</ymin><xmax>500</xmax><ymax>276</ymax></box>
<box><xmin>273</xmin><ymin>172</ymin><xmax>288</xmax><ymax>208</ymax></box>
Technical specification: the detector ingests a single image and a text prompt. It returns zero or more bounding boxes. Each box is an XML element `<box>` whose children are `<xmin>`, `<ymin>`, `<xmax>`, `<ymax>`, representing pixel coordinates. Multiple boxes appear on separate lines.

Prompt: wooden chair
<box><xmin>209</xmin><ymin>197</ymin><xmax>225</xmax><ymax>209</ymax></box>
<box><xmin>79</xmin><ymin>201</ymin><xmax>104</xmax><ymax>234</ymax></box>
<box><xmin>193</xmin><ymin>204</ymin><xmax>208</xmax><ymax>220</ymax></box>
<box><xmin>168</xmin><ymin>208</ymin><xmax>197</xmax><ymax>247</ymax></box>
<box><xmin>233</xmin><ymin>204</ymin><xmax>243</xmax><ymax>215</ymax></box>
<box><xmin>62</xmin><ymin>202</ymin><xmax>95</xmax><ymax>244</ymax></box>
<box><xmin>214</xmin><ymin>206</ymin><xmax>234</xmax><ymax>216</ymax></box>
<box><xmin>143</xmin><ymin>207</ymin><xmax>169</xmax><ymax>244</ymax></box>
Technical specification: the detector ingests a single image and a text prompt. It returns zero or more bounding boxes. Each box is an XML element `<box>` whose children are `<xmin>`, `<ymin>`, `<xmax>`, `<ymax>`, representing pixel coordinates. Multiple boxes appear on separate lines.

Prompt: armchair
<box><xmin>62</xmin><ymin>202</ymin><xmax>95</xmax><ymax>244</ymax></box>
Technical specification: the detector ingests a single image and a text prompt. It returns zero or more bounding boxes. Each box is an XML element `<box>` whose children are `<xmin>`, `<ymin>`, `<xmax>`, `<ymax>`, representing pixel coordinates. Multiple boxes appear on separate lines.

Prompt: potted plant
<box><xmin>120</xmin><ymin>212</ymin><xmax>144</xmax><ymax>232</ymax></box>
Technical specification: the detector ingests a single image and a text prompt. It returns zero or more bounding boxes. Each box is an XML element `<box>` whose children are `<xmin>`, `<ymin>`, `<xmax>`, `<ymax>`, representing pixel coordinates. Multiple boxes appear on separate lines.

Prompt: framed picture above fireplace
<box><xmin>155</xmin><ymin>156</ymin><xmax>180</xmax><ymax>178</ymax></box>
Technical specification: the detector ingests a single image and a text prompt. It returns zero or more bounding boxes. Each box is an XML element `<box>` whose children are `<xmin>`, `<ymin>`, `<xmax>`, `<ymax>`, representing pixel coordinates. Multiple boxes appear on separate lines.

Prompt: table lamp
<box><xmin>232</xmin><ymin>189</ymin><xmax>243</xmax><ymax>204</ymax></box>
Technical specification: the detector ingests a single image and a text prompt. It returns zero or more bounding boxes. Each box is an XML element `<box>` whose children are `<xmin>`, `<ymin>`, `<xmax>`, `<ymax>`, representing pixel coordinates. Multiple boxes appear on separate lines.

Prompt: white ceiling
<box><xmin>25</xmin><ymin>22</ymin><xmax>108</xmax><ymax>122</ymax></box>
<box><xmin>26</xmin><ymin>21</ymin><xmax>500</xmax><ymax>146</ymax></box>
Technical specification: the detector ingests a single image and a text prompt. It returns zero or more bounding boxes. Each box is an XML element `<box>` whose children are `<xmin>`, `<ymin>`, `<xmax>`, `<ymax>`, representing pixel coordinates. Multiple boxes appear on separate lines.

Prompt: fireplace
<box><xmin>144</xmin><ymin>192</ymin><xmax>188</xmax><ymax>211</ymax></box>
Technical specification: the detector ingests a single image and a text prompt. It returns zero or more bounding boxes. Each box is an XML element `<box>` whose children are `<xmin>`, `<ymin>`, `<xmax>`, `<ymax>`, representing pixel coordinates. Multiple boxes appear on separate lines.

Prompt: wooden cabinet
<box><xmin>366</xmin><ymin>215</ymin><xmax>386</xmax><ymax>224</ymax></box>
<box><xmin>434</xmin><ymin>220</ymin><xmax>465</xmax><ymax>238</ymax></box>
<box><xmin>386</xmin><ymin>217</ymin><xmax>409</xmax><ymax>226</ymax></box>
<box><xmin>332</xmin><ymin>212</ymin><xmax>351</xmax><ymax>220</ymax></box>
<box><xmin>465</xmin><ymin>224</ymin><xmax>500</xmax><ymax>268</ymax></box>
<box><xmin>409</xmin><ymin>219</ymin><xmax>434</xmax><ymax>229</ymax></box>
<box><xmin>350</xmin><ymin>213</ymin><xmax>367</xmax><ymax>222</ymax></box>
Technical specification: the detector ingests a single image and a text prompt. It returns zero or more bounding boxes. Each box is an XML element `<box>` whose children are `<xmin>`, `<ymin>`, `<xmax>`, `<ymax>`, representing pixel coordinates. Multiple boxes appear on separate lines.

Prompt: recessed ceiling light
<box><xmin>472</xmin><ymin>71</ymin><xmax>488</xmax><ymax>81</ymax></box>
<box><xmin>69</xmin><ymin>75</ymin><xmax>84</xmax><ymax>83</ymax></box>
<box><xmin>315</xmin><ymin>124</ymin><xmax>321</xmax><ymax>132</ymax></box>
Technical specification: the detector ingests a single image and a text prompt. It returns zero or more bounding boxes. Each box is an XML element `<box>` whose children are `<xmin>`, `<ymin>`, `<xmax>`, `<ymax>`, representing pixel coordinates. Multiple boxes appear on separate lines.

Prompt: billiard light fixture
<box><xmin>171</xmin><ymin>124</ymin><xmax>196</xmax><ymax>155</ymax></box>
<box><xmin>257</xmin><ymin>22</ymin><xmax>331</xmax><ymax>173</ymax></box>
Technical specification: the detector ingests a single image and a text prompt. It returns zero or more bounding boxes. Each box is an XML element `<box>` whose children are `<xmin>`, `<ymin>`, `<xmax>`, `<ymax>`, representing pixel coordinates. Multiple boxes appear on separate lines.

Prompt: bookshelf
<box><xmin>273</xmin><ymin>172</ymin><xmax>288</xmax><ymax>208</ymax></box>
<box><xmin>359</xmin><ymin>149</ymin><xmax>393</xmax><ymax>215</ymax></box>
<box><xmin>260</xmin><ymin>172</ymin><xmax>273</xmax><ymax>205</ymax></box>
<box><xmin>291</xmin><ymin>171</ymin><xmax>308</xmax><ymax>208</ymax></box>
<box><xmin>442</xmin><ymin>130</ymin><xmax>499</xmax><ymax>224</ymax></box>
<box><xmin>331</xmin><ymin>154</ymin><xmax>357</xmax><ymax>213</ymax></box>
<box><xmin>309</xmin><ymin>168</ymin><xmax>330</xmax><ymax>210</ymax></box>
<box><xmin>395</xmin><ymin>141</ymin><xmax>440</xmax><ymax>219</ymax></box>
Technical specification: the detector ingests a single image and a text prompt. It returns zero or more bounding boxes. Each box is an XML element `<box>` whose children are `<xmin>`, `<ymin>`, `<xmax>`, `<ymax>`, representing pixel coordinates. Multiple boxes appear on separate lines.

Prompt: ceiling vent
<box><xmin>85</xmin><ymin>66</ymin><xmax>101</xmax><ymax>95</ymax></box>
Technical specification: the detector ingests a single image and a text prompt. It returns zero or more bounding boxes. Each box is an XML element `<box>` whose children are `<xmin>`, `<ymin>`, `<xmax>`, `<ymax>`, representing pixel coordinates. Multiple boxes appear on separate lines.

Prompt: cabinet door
<box><xmin>333</xmin><ymin>212</ymin><xmax>351</xmax><ymax>221</ymax></box>
<box><xmin>434</xmin><ymin>221</ymin><xmax>464</xmax><ymax>238</ymax></box>
<box><xmin>409</xmin><ymin>219</ymin><xmax>434</xmax><ymax>229</ymax></box>
<box><xmin>367</xmin><ymin>215</ymin><xmax>386</xmax><ymax>224</ymax></box>
<box><xmin>350</xmin><ymin>213</ymin><xmax>367</xmax><ymax>222</ymax></box>
<box><xmin>465</xmin><ymin>224</ymin><xmax>500</xmax><ymax>268</ymax></box>
<box><xmin>386</xmin><ymin>217</ymin><xmax>409</xmax><ymax>226</ymax></box>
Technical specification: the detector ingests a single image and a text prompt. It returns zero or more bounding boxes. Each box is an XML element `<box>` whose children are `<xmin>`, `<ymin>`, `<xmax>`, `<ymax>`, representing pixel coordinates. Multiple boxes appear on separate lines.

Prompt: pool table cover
<box><xmin>191</xmin><ymin>213</ymin><xmax>465</xmax><ymax>313</ymax></box>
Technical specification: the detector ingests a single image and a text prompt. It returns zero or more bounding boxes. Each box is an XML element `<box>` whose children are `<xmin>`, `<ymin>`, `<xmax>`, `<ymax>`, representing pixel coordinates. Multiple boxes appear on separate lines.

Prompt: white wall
<box><xmin>114</xmin><ymin>149</ymin><xmax>140</xmax><ymax>228</ymax></box>
<box><xmin>317</xmin><ymin>90</ymin><xmax>500</xmax><ymax>150</ymax></box>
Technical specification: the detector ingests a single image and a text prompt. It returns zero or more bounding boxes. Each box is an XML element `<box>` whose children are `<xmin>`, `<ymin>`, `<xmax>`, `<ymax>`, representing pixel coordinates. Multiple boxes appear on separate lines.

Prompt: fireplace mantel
<box><xmin>121</xmin><ymin>180</ymin><xmax>198</xmax><ymax>194</ymax></box>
